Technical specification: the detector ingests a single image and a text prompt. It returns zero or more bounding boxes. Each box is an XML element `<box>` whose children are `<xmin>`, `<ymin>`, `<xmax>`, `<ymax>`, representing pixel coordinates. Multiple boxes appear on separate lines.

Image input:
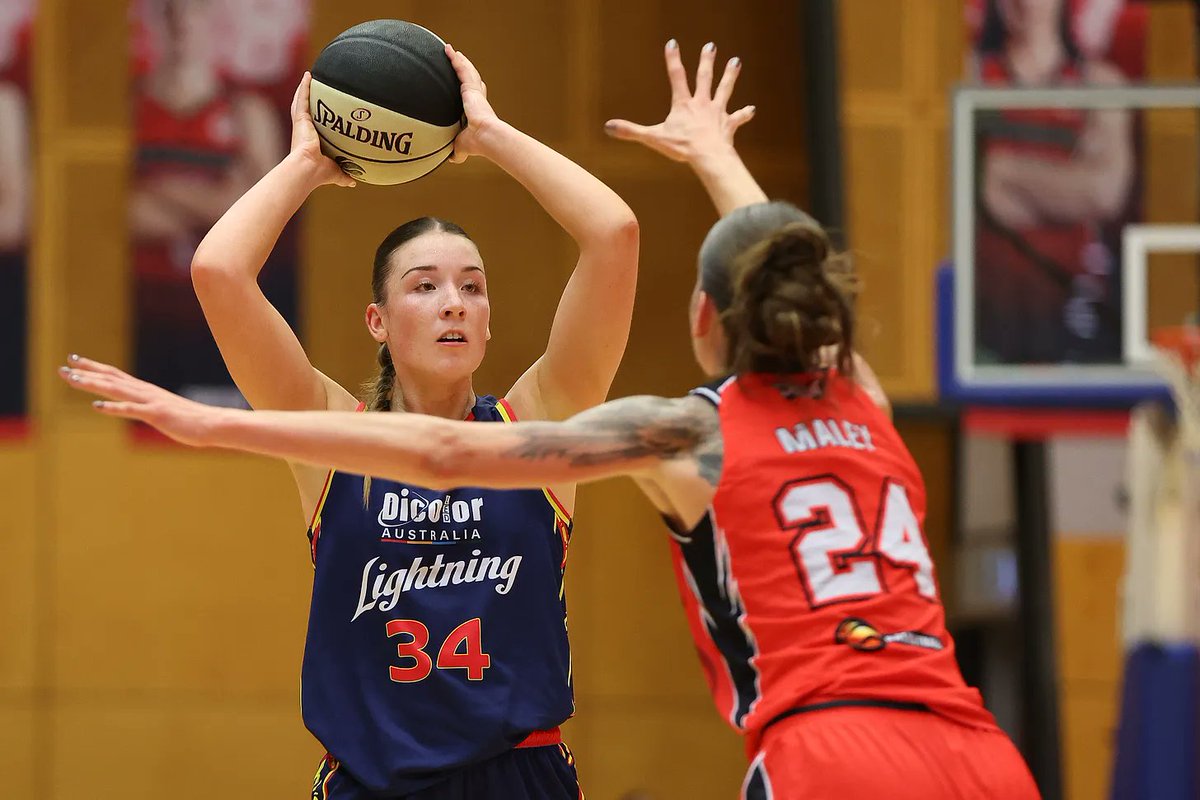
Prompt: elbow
<box><xmin>190</xmin><ymin>251</ymin><xmax>240</xmax><ymax>297</ymax></box>
<box><xmin>586</xmin><ymin>212</ymin><xmax>639</xmax><ymax>253</ymax></box>
<box><xmin>612</xmin><ymin>214</ymin><xmax>640</xmax><ymax>246</ymax></box>
<box><xmin>1088</xmin><ymin>163</ymin><xmax>1133</xmax><ymax>221</ymax></box>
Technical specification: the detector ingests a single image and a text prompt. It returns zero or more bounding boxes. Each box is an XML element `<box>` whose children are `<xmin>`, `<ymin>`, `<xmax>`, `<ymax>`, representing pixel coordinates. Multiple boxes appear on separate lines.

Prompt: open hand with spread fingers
<box><xmin>604</xmin><ymin>40</ymin><xmax>756</xmax><ymax>164</ymax></box>
<box><xmin>58</xmin><ymin>355</ymin><xmax>228</xmax><ymax>448</ymax></box>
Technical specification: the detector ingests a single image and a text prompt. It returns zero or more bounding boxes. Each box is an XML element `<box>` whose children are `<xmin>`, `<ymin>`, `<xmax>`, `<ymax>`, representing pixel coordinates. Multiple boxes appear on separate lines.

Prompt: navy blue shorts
<box><xmin>311</xmin><ymin>743</ymin><xmax>582</xmax><ymax>800</ymax></box>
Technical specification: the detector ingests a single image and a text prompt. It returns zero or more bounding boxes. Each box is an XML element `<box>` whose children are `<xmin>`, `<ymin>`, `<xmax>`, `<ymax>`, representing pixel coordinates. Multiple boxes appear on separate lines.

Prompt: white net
<box><xmin>1124</xmin><ymin>332</ymin><xmax>1200</xmax><ymax>645</ymax></box>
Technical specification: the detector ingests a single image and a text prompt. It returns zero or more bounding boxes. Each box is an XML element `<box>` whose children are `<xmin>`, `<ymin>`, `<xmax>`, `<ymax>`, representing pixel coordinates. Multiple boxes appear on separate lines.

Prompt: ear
<box><xmin>365</xmin><ymin>303</ymin><xmax>388</xmax><ymax>343</ymax></box>
<box><xmin>485</xmin><ymin>324</ymin><xmax>492</xmax><ymax>342</ymax></box>
<box><xmin>690</xmin><ymin>290</ymin><xmax>719</xmax><ymax>339</ymax></box>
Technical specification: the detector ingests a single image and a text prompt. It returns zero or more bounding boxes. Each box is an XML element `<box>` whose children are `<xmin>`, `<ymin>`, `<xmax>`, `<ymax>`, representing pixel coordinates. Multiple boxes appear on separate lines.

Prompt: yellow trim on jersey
<box><xmin>306</xmin><ymin>403</ymin><xmax>367</xmax><ymax>566</ymax></box>
<box><xmin>496</xmin><ymin>397</ymin><xmax>573</xmax><ymax>529</ymax></box>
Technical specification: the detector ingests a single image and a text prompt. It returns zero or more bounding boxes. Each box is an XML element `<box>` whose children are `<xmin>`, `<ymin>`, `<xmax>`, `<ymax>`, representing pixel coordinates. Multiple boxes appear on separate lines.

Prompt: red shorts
<box><xmin>742</xmin><ymin>706</ymin><xmax>1041</xmax><ymax>799</ymax></box>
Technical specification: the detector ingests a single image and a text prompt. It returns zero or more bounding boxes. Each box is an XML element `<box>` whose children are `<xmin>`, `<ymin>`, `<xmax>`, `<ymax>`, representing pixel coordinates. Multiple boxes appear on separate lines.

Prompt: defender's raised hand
<box><xmin>604</xmin><ymin>40</ymin><xmax>756</xmax><ymax>164</ymax></box>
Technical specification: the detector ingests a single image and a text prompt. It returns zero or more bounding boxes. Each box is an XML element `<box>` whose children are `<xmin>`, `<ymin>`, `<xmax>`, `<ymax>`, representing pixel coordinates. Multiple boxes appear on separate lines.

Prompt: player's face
<box><xmin>370</xmin><ymin>231</ymin><xmax>490</xmax><ymax>383</ymax></box>
<box><xmin>998</xmin><ymin>0</ymin><xmax>1061</xmax><ymax>39</ymax></box>
<box><xmin>161</xmin><ymin>0</ymin><xmax>219</xmax><ymax>66</ymax></box>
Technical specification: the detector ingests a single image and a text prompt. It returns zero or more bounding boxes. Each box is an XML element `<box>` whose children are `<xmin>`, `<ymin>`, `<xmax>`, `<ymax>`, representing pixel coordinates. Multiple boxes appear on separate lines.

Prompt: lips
<box><xmin>437</xmin><ymin>331</ymin><xmax>467</xmax><ymax>344</ymax></box>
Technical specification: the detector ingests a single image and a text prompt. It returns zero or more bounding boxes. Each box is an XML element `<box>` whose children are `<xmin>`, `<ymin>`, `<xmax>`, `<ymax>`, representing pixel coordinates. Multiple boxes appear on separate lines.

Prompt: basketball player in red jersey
<box><xmin>130</xmin><ymin>0</ymin><xmax>286</xmax><ymax>400</ymax></box>
<box><xmin>64</xmin><ymin>44</ymin><xmax>1037</xmax><ymax>798</ymax></box>
<box><xmin>0</xmin><ymin>0</ymin><xmax>32</xmax><ymax>419</ymax></box>
<box><xmin>973</xmin><ymin>0</ymin><xmax>1134</xmax><ymax>364</ymax></box>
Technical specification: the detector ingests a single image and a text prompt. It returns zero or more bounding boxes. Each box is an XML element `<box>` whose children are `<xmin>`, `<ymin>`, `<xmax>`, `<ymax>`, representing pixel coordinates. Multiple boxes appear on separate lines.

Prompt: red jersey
<box><xmin>133</xmin><ymin>89</ymin><xmax>240</xmax><ymax>323</ymax></box>
<box><xmin>670</xmin><ymin>373</ymin><xmax>997</xmax><ymax>754</ymax></box>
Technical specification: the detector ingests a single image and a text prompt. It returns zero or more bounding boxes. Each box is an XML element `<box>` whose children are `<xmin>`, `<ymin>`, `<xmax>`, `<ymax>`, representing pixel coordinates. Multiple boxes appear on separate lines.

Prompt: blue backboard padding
<box><xmin>936</xmin><ymin>264</ymin><xmax>1172</xmax><ymax>408</ymax></box>
<box><xmin>1110</xmin><ymin>642</ymin><xmax>1200</xmax><ymax>800</ymax></box>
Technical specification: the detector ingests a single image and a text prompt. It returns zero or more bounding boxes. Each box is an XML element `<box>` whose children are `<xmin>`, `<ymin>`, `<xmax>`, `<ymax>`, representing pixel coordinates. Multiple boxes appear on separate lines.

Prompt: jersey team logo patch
<box><xmin>835</xmin><ymin>617</ymin><xmax>944</xmax><ymax>652</ymax></box>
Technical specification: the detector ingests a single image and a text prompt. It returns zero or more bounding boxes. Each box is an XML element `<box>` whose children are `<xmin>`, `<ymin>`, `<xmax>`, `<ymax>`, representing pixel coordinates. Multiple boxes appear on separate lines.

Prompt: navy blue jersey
<box><xmin>301</xmin><ymin>396</ymin><xmax>575</xmax><ymax>796</ymax></box>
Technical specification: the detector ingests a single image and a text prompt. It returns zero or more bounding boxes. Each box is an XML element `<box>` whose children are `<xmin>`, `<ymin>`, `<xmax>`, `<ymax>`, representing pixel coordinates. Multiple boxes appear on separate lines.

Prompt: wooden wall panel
<box><xmin>50</xmin><ymin>702</ymin><xmax>321</xmax><ymax>800</ymax></box>
<box><xmin>598</xmin><ymin>0</ymin><xmax>805</xmax><ymax>155</ymax></box>
<box><xmin>838</xmin><ymin>1</ymin><xmax>962</xmax><ymax>400</ymax></box>
<box><xmin>844</xmin><ymin>124</ymin><xmax>908</xmax><ymax>372</ymax></box>
<box><xmin>0</xmin><ymin>703</ymin><xmax>35</xmax><ymax>798</ymax></box>
<box><xmin>0</xmin><ymin>450</ymin><xmax>37</xmax><ymax>691</ymax></box>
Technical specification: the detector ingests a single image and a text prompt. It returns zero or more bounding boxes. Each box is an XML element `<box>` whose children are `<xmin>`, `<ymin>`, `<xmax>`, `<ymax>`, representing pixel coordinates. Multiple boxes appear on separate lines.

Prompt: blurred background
<box><xmin>2</xmin><ymin>0</ymin><xmax>1199</xmax><ymax>798</ymax></box>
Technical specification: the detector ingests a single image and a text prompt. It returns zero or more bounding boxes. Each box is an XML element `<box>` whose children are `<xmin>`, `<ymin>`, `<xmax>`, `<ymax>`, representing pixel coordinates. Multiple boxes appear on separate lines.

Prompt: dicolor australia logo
<box><xmin>834</xmin><ymin>617</ymin><xmax>944</xmax><ymax>653</ymax></box>
<box><xmin>378</xmin><ymin>489</ymin><xmax>485</xmax><ymax>545</ymax></box>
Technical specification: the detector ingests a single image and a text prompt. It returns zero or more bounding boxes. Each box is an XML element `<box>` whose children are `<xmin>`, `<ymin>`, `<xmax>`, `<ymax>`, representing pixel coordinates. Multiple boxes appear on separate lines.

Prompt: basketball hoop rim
<box><xmin>1152</xmin><ymin>325</ymin><xmax>1200</xmax><ymax>373</ymax></box>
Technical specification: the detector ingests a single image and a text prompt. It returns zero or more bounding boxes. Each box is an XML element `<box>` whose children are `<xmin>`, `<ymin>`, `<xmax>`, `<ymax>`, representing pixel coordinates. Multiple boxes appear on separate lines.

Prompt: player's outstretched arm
<box><xmin>605</xmin><ymin>40</ymin><xmax>764</xmax><ymax>216</ymax></box>
<box><xmin>443</xmin><ymin>45</ymin><xmax>640</xmax><ymax>421</ymax></box>
<box><xmin>190</xmin><ymin>72</ymin><xmax>357</xmax><ymax>415</ymax></box>
<box><xmin>61</xmin><ymin>356</ymin><xmax>719</xmax><ymax>492</ymax></box>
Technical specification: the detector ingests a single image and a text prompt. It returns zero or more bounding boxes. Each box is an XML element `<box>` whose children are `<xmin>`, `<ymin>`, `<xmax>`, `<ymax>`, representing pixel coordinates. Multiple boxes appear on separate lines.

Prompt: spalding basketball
<box><xmin>309</xmin><ymin>20</ymin><xmax>463</xmax><ymax>185</ymax></box>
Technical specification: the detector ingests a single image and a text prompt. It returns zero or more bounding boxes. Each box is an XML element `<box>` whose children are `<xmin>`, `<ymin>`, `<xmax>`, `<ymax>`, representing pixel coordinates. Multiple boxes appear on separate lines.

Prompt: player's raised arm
<box><xmin>189</xmin><ymin>72</ymin><xmax>357</xmax><ymax>415</ymax></box>
<box><xmin>443</xmin><ymin>46</ymin><xmax>640</xmax><ymax>421</ymax></box>
<box><xmin>62</xmin><ymin>356</ymin><xmax>719</xmax><ymax>491</ymax></box>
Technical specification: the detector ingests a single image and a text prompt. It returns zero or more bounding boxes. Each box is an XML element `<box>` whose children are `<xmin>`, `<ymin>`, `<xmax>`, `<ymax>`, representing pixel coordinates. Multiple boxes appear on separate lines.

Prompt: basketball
<box><xmin>309</xmin><ymin>20</ymin><xmax>463</xmax><ymax>186</ymax></box>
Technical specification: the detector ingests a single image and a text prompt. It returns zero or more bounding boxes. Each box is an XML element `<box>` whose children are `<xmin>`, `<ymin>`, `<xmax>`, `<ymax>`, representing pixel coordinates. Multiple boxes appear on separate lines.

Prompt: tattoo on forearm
<box><xmin>507</xmin><ymin>395</ymin><xmax>722</xmax><ymax>482</ymax></box>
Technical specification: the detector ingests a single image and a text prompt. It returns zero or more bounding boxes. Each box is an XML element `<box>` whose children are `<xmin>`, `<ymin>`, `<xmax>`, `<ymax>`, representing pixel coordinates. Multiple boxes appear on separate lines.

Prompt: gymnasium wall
<box><xmin>0</xmin><ymin>1</ymin><xmax>807</xmax><ymax>798</ymax></box>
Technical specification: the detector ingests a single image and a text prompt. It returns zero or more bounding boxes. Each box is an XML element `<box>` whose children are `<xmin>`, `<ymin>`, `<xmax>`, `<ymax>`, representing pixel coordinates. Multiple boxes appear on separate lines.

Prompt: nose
<box><xmin>440</xmin><ymin>288</ymin><xmax>465</xmax><ymax>319</ymax></box>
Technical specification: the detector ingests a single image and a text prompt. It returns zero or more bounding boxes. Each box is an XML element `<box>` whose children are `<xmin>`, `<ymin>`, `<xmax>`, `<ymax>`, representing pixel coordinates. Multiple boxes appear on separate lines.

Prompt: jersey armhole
<box><xmin>496</xmin><ymin>397</ymin><xmax>573</xmax><ymax>528</ymax></box>
<box><xmin>306</xmin><ymin>401</ymin><xmax>367</xmax><ymax>563</ymax></box>
<box><xmin>690</xmin><ymin>375</ymin><xmax>734</xmax><ymax>407</ymax></box>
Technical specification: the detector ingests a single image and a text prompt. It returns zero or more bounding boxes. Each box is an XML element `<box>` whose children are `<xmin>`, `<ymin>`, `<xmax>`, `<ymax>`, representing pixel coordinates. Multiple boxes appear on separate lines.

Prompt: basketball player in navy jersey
<box><xmin>121</xmin><ymin>43</ymin><xmax>635</xmax><ymax>799</ymax></box>
<box><xmin>65</xmin><ymin>42</ymin><xmax>1038</xmax><ymax>799</ymax></box>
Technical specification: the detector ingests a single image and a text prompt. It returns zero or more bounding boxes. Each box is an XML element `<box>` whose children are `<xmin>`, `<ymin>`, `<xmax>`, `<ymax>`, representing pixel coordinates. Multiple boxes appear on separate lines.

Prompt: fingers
<box><xmin>65</xmin><ymin>354</ymin><xmax>130</xmax><ymax>379</ymax></box>
<box><xmin>728</xmin><ymin>104</ymin><xmax>757</xmax><ymax>131</ymax></box>
<box><xmin>291</xmin><ymin>72</ymin><xmax>313</xmax><ymax>122</ymax></box>
<box><xmin>603</xmin><ymin>118</ymin><xmax>655</xmax><ymax>142</ymax></box>
<box><xmin>91</xmin><ymin>400</ymin><xmax>143</xmax><ymax>420</ymax></box>
<box><xmin>694</xmin><ymin>42</ymin><xmax>717</xmax><ymax>98</ymax></box>
<box><xmin>444</xmin><ymin>44</ymin><xmax>484</xmax><ymax>93</ymax></box>
<box><xmin>713</xmin><ymin>56</ymin><xmax>742</xmax><ymax>110</ymax></box>
<box><xmin>59</xmin><ymin>369</ymin><xmax>124</xmax><ymax>401</ymax></box>
<box><xmin>663</xmin><ymin>39</ymin><xmax>690</xmax><ymax>103</ymax></box>
<box><xmin>290</xmin><ymin>77</ymin><xmax>303</xmax><ymax>120</ymax></box>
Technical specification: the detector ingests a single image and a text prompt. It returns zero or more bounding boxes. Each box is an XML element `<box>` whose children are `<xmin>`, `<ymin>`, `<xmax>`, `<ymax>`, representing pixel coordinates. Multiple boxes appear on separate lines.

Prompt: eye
<box><xmin>462</xmin><ymin>282</ymin><xmax>480</xmax><ymax>293</ymax></box>
<box><xmin>416</xmin><ymin>281</ymin><xmax>436</xmax><ymax>292</ymax></box>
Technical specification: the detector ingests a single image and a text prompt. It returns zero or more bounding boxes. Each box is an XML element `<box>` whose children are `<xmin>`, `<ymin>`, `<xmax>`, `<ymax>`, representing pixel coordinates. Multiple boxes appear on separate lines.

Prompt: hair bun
<box><xmin>761</xmin><ymin>221</ymin><xmax>829</xmax><ymax>277</ymax></box>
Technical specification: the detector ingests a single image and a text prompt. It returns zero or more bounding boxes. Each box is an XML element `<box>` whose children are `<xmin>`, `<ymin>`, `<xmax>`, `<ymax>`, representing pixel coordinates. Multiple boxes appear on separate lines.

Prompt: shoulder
<box><xmin>689</xmin><ymin>375</ymin><xmax>737</xmax><ymax>408</ymax></box>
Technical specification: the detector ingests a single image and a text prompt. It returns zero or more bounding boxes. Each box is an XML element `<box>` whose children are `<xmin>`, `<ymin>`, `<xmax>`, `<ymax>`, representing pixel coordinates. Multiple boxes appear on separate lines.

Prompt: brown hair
<box><xmin>719</xmin><ymin>219</ymin><xmax>858</xmax><ymax>376</ymax></box>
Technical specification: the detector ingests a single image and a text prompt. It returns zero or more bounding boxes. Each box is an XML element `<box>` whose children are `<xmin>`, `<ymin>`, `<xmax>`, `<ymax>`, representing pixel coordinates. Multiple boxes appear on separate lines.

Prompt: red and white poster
<box><xmin>129</xmin><ymin>0</ymin><xmax>309</xmax><ymax>411</ymax></box>
<box><xmin>966</xmin><ymin>0</ymin><xmax>1148</xmax><ymax>366</ymax></box>
<box><xmin>0</xmin><ymin>0</ymin><xmax>33</xmax><ymax>433</ymax></box>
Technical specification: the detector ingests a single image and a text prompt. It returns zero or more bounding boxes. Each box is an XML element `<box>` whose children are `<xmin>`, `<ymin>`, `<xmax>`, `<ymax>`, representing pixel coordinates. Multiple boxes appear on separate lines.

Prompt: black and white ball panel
<box><xmin>309</xmin><ymin>19</ymin><xmax>463</xmax><ymax>185</ymax></box>
<box><xmin>309</xmin><ymin>79</ymin><xmax>459</xmax><ymax>184</ymax></box>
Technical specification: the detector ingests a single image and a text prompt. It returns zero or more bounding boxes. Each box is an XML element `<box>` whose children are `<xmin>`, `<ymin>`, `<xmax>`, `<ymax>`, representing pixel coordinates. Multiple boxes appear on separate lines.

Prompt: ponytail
<box><xmin>360</xmin><ymin>343</ymin><xmax>397</xmax><ymax>505</ymax></box>
<box><xmin>362</xmin><ymin>343</ymin><xmax>396</xmax><ymax>412</ymax></box>
<box><xmin>720</xmin><ymin>220</ymin><xmax>858</xmax><ymax>376</ymax></box>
